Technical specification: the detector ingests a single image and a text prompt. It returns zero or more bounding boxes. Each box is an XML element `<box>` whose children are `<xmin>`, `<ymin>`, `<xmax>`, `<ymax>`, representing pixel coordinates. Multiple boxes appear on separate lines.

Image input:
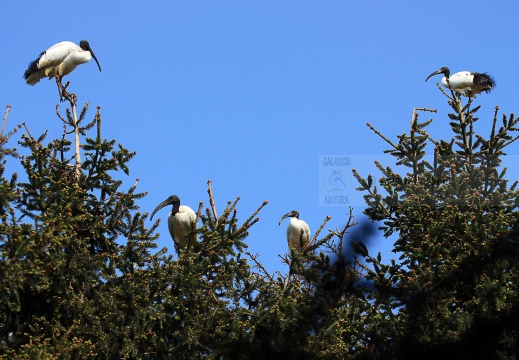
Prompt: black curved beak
<box><xmin>278</xmin><ymin>210</ymin><xmax>298</xmax><ymax>225</ymax></box>
<box><xmin>80</xmin><ymin>40</ymin><xmax>102</xmax><ymax>72</ymax></box>
<box><xmin>150</xmin><ymin>198</ymin><xmax>173</xmax><ymax>221</ymax></box>
<box><xmin>425</xmin><ymin>69</ymin><xmax>442</xmax><ymax>82</ymax></box>
<box><xmin>90</xmin><ymin>49</ymin><xmax>102</xmax><ymax>72</ymax></box>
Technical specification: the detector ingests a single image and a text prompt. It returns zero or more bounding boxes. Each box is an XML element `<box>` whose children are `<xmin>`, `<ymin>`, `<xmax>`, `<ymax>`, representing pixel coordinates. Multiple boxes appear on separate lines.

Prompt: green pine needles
<box><xmin>1</xmin><ymin>84</ymin><xmax>518</xmax><ymax>358</ymax></box>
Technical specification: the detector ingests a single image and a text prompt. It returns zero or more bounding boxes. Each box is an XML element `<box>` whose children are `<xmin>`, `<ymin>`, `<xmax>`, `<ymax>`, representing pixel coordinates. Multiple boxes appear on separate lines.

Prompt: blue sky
<box><xmin>1</xmin><ymin>2</ymin><xmax>518</xmax><ymax>274</ymax></box>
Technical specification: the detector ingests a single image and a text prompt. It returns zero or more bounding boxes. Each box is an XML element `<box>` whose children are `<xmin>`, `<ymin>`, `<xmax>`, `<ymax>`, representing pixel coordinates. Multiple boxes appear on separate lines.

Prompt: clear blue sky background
<box><xmin>1</xmin><ymin>2</ymin><xmax>518</xmax><ymax>274</ymax></box>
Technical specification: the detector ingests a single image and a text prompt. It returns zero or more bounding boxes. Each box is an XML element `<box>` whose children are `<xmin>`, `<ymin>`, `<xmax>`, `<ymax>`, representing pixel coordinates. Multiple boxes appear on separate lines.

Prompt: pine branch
<box><xmin>307</xmin><ymin>215</ymin><xmax>332</xmax><ymax>250</ymax></box>
<box><xmin>410</xmin><ymin>107</ymin><xmax>437</xmax><ymax>128</ymax></box>
<box><xmin>436</xmin><ymin>82</ymin><xmax>454</xmax><ymax>101</ymax></box>
<box><xmin>367</xmin><ymin>122</ymin><xmax>398</xmax><ymax>148</ymax></box>
<box><xmin>243</xmin><ymin>249</ymin><xmax>275</xmax><ymax>282</ymax></box>
<box><xmin>21</xmin><ymin>122</ymin><xmax>35</xmax><ymax>141</ymax></box>
<box><xmin>1</xmin><ymin>104</ymin><xmax>10</xmax><ymax>137</ymax></box>
<box><xmin>233</xmin><ymin>200</ymin><xmax>268</xmax><ymax>238</ymax></box>
<box><xmin>195</xmin><ymin>201</ymin><xmax>204</xmax><ymax>225</ymax></box>
<box><xmin>207</xmin><ymin>179</ymin><xmax>218</xmax><ymax>225</ymax></box>
<box><xmin>96</xmin><ymin>106</ymin><xmax>102</xmax><ymax>144</ymax></box>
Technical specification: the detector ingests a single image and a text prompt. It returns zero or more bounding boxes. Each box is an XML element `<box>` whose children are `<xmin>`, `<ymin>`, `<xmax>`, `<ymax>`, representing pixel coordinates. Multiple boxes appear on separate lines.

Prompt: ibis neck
<box><xmin>171</xmin><ymin>202</ymin><xmax>180</xmax><ymax>216</ymax></box>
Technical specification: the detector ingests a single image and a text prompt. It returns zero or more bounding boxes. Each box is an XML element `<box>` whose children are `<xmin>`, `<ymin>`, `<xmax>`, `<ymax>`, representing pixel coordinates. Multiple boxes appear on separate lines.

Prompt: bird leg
<box><xmin>55</xmin><ymin>76</ymin><xmax>76</xmax><ymax>104</ymax></box>
<box><xmin>55</xmin><ymin>75</ymin><xmax>67</xmax><ymax>102</ymax></box>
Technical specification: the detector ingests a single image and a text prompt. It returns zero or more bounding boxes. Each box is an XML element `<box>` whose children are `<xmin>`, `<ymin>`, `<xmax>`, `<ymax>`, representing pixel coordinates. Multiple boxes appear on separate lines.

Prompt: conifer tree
<box><xmin>0</xmin><ymin>94</ymin><xmax>372</xmax><ymax>358</ymax></box>
<box><xmin>354</xmin><ymin>89</ymin><xmax>519</xmax><ymax>358</ymax></box>
<box><xmin>7</xmin><ymin>80</ymin><xmax>518</xmax><ymax>359</ymax></box>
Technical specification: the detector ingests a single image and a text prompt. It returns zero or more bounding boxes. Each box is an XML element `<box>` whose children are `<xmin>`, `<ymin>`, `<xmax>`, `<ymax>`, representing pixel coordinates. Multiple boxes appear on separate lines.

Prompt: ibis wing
<box><xmin>37</xmin><ymin>44</ymin><xmax>74</xmax><ymax>73</ymax></box>
<box><xmin>302</xmin><ymin>221</ymin><xmax>311</xmax><ymax>247</ymax></box>
<box><xmin>449</xmin><ymin>72</ymin><xmax>474</xmax><ymax>89</ymax></box>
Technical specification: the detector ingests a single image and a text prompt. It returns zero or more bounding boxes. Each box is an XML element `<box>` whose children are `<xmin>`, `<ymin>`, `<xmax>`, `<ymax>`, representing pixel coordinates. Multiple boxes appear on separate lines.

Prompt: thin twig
<box><xmin>55</xmin><ymin>105</ymin><xmax>67</xmax><ymax>123</ymax></box>
<box><xmin>366</xmin><ymin>122</ymin><xmax>398</xmax><ymax>148</ymax></box>
<box><xmin>70</xmin><ymin>100</ymin><xmax>81</xmax><ymax>173</ymax></box>
<box><xmin>211</xmin><ymin>292</ymin><xmax>232</xmax><ymax>316</ymax></box>
<box><xmin>279</xmin><ymin>252</ymin><xmax>295</xmax><ymax>290</ymax></box>
<box><xmin>96</xmin><ymin>106</ymin><xmax>102</xmax><ymax>144</ymax></box>
<box><xmin>1</xmin><ymin>105</ymin><xmax>11</xmax><ymax>137</ymax></box>
<box><xmin>132</xmin><ymin>178</ymin><xmax>140</xmax><ymax>190</ymax></box>
<box><xmin>21</xmin><ymin>122</ymin><xmax>35</xmax><ymax>141</ymax></box>
<box><xmin>207</xmin><ymin>180</ymin><xmax>218</xmax><ymax>224</ymax></box>
<box><xmin>410</xmin><ymin>107</ymin><xmax>437</xmax><ymax>128</ymax></box>
<box><xmin>307</xmin><ymin>215</ymin><xmax>332</xmax><ymax>249</ymax></box>
<box><xmin>336</xmin><ymin>207</ymin><xmax>357</xmax><ymax>239</ymax></box>
<box><xmin>283</xmin><ymin>267</ymin><xmax>292</xmax><ymax>290</ymax></box>
<box><xmin>195</xmin><ymin>201</ymin><xmax>204</xmax><ymax>225</ymax></box>
<box><xmin>436</xmin><ymin>82</ymin><xmax>454</xmax><ymax>101</ymax></box>
<box><xmin>244</xmin><ymin>249</ymin><xmax>275</xmax><ymax>282</ymax></box>
<box><xmin>233</xmin><ymin>200</ymin><xmax>268</xmax><ymax>237</ymax></box>
<box><xmin>490</xmin><ymin>105</ymin><xmax>499</xmax><ymax>140</ymax></box>
<box><xmin>56</xmin><ymin>80</ymin><xmax>81</xmax><ymax>177</ymax></box>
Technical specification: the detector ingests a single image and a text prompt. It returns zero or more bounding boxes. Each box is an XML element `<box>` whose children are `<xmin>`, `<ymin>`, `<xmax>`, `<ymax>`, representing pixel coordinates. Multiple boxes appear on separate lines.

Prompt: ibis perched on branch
<box><xmin>425</xmin><ymin>67</ymin><xmax>495</xmax><ymax>98</ymax></box>
<box><xmin>279</xmin><ymin>210</ymin><xmax>310</xmax><ymax>250</ymax></box>
<box><xmin>150</xmin><ymin>195</ymin><xmax>197</xmax><ymax>251</ymax></box>
<box><xmin>23</xmin><ymin>40</ymin><xmax>102</xmax><ymax>98</ymax></box>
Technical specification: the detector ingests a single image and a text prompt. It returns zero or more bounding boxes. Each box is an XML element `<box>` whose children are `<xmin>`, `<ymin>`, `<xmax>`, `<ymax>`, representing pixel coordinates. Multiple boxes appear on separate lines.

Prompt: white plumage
<box><xmin>24</xmin><ymin>40</ymin><xmax>101</xmax><ymax>87</ymax></box>
<box><xmin>150</xmin><ymin>195</ymin><xmax>196</xmax><ymax>251</ymax></box>
<box><xmin>425</xmin><ymin>66</ymin><xmax>495</xmax><ymax>98</ymax></box>
<box><xmin>279</xmin><ymin>210</ymin><xmax>310</xmax><ymax>250</ymax></box>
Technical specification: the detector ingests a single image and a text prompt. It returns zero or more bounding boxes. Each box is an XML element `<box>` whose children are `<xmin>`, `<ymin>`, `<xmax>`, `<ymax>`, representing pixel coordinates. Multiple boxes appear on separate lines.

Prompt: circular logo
<box><xmin>322</xmin><ymin>169</ymin><xmax>351</xmax><ymax>194</ymax></box>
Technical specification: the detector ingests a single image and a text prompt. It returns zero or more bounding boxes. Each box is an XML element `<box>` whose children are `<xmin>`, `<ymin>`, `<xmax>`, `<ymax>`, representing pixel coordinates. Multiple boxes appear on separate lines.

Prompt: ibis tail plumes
<box><xmin>425</xmin><ymin>66</ymin><xmax>495</xmax><ymax>98</ymax></box>
<box><xmin>24</xmin><ymin>40</ymin><xmax>102</xmax><ymax>98</ymax></box>
<box><xmin>150</xmin><ymin>195</ymin><xmax>197</xmax><ymax>251</ymax></box>
<box><xmin>279</xmin><ymin>210</ymin><xmax>310</xmax><ymax>250</ymax></box>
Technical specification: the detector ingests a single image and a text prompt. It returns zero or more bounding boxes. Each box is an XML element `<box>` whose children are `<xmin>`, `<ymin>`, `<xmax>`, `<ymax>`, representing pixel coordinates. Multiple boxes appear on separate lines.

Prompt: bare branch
<box><xmin>21</xmin><ymin>122</ymin><xmax>35</xmax><ymax>141</ymax></box>
<box><xmin>1</xmin><ymin>104</ymin><xmax>11</xmax><ymax>137</ymax></box>
<box><xmin>436</xmin><ymin>82</ymin><xmax>454</xmax><ymax>101</ymax></box>
<box><xmin>96</xmin><ymin>106</ymin><xmax>102</xmax><ymax>144</ymax></box>
<box><xmin>335</xmin><ymin>207</ymin><xmax>357</xmax><ymax>240</ymax></box>
<box><xmin>367</xmin><ymin>122</ymin><xmax>398</xmax><ymax>148</ymax></box>
<box><xmin>195</xmin><ymin>201</ymin><xmax>204</xmax><ymax>225</ymax></box>
<box><xmin>233</xmin><ymin>200</ymin><xmax>268</xmax><ymax>238</ymax></box>
<box><xmin>207</xmin><ymin>180</ymin><xmax>218</xmax><ymax>224</ymax></box>
<box><xmin>410</xmin><ymin>107</ymin><xmax>437</xmax><ymax>128</ymax></box>
<box><xmin>307</xmin><ymin>215</ymin><xmax>332</xmax><ymax>249</ymax></box>
<box><xmin>244</xmin><ymin>250</ymin><xmax>275</xmax><ymax>282</ymax></box>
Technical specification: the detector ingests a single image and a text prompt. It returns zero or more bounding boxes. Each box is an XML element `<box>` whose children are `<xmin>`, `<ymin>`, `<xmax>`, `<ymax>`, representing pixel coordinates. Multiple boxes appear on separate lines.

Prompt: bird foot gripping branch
<box><xmin>55</xmin><ymin>76</ymin><xmax>76</xmax><ymax>104</ymax></box>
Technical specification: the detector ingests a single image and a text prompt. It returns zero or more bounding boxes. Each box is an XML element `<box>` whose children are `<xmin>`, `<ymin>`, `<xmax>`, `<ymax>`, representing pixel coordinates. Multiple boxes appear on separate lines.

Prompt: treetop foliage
<box><xmin>1</xmin><ymin>85</ymin><xmax>518</xmax><ymax>359</ymax></box>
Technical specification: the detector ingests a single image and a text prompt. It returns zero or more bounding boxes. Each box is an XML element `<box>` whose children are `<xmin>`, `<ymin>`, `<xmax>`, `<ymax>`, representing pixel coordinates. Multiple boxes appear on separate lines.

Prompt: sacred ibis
<box><xmin>23</xmin><ymin>40</ymin><xmax>102</xmax><ymax>97</ymax></box>
<box><xmin>425</xmin><ymin>67</ymin><xmax>495</xmax><ymax>98</ymax></box>
<box><xmin>279</xmin><ymin>210</ymin><xmax>310</xmax><ymax>250</ymax></box>
<box><xmin>150</xmin><ymin>195</ymin><xmax>197</xmax><ymax>251</ymax></box>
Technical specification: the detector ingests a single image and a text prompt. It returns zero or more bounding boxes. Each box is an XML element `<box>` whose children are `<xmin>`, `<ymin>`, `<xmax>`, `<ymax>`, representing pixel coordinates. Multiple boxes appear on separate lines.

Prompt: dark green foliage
<box><xmin>0</xmin><ymin>102</ymin><xmax>370</xmax><ymax>359</ymax></box>
<box><xmin>1</xmin><ymin>88</ymin><xmax>518</xmax><ymax>359</ymax></box>
<box><xmin>354</xmin><ymin>99</ymin><xmax>519</xmax><ymax>358</ymax></box>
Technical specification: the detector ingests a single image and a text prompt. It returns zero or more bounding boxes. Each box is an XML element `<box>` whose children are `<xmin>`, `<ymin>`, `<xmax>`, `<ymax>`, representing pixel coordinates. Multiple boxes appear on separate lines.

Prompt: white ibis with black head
<box><xmin>425</xmin><ymin>67</ymin><xmax>495</xmax><ymax>98</ymax></box>
<box><xmin>23</xmin><ymin>40</ymin><xmax>102</xmax><ymax>97</ymax></box>
<box><xmin>278</xmin><ymin>210</ymin><xmax>310</xmax><ymax>250</ymax></box>
<box><xmin>150</xmin><ymin>195</ymin><xmax>197</xmax><ymax>251</ymax></box>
